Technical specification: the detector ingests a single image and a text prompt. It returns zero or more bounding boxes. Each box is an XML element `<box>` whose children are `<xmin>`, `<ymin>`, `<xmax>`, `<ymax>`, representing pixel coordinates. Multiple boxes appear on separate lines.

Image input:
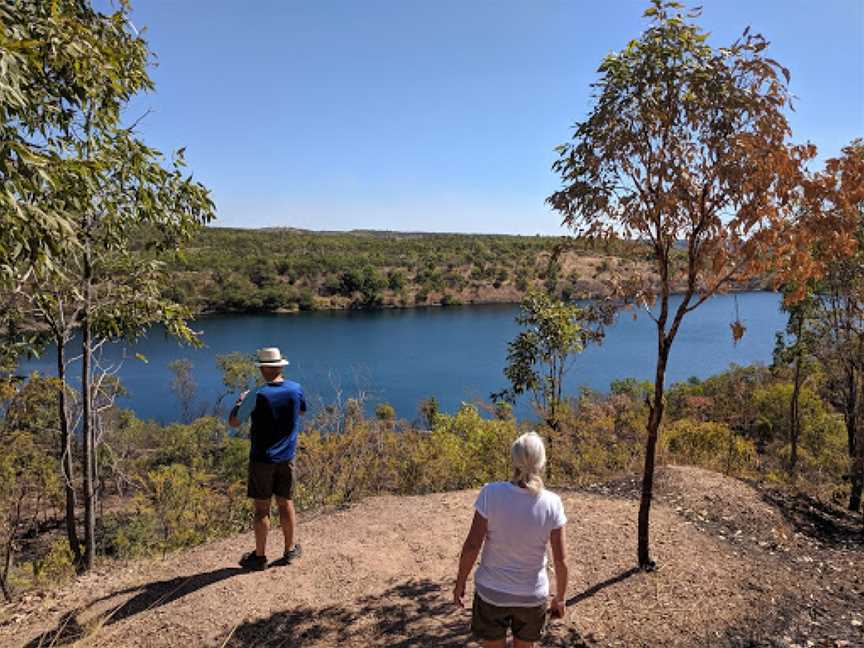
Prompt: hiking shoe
<box><xmin>239</xmin><ymin>551</ymin><xmax>267</xmax><ymax>571</ymax></box>
<box><xmin>283</xmin><ymin>543</ymin><xmax>302</xmax><ymax>563</ymax></box>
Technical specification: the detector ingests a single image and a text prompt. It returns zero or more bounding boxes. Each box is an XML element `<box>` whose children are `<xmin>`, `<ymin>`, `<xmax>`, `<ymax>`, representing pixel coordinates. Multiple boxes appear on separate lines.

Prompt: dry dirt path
<box><xmin>3</xmin><ymin>467</ymin><xmax>862</xmax><ymax>647</ymax></box>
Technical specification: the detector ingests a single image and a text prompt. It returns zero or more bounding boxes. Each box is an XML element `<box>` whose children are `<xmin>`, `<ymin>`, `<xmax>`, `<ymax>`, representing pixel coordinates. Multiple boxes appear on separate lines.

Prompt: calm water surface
<box><xmin>20</xmin><ymin>291</ymin><xmax>785</xmax><ymax>423</ymax></box>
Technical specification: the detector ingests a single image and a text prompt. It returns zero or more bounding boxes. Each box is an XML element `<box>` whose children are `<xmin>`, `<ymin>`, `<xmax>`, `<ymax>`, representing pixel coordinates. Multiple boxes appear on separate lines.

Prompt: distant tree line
<box><xmin>156</xmin><ymin>228</ymin><xmax>658</xmax><ymax>313</ymax></box>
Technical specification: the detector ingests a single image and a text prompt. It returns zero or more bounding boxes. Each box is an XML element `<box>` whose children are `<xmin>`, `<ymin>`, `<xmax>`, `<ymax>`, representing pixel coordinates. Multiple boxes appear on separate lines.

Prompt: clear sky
<box><xmin>123</xmin><ymin>1</ymin><xmax>863</xmax><ymax>235</ymax></box>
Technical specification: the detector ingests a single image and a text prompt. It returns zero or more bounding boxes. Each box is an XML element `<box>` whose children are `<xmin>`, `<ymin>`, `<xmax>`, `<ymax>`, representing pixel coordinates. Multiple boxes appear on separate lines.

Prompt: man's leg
<box><xmin>254</xmin><ymin>498</ymin><xmax>271</xmax><ymax>557</ymax></box>
<box><xmin>276</xmin><ymin>496</ymin><xmax>295</xmax><ymax>551</ymax></box>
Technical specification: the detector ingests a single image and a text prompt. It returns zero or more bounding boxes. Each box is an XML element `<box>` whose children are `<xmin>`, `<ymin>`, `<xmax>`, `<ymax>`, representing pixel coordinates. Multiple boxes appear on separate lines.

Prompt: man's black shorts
<box><xmin>247</xmin><ymin>461</ymin><xmax>294</xmax><ymax>500</ymax></box>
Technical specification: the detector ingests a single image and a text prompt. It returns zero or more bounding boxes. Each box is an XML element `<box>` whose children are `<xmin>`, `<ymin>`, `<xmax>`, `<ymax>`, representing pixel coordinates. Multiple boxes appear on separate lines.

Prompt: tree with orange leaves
<box><xmin>799</xmin><ymin>140</ymin><xmax>864</xmax><ymax>512</ymax></box>
<box><xmin>548</xmin><ymin>1</ymin><xmax>859</xmax><ymax>569</ymax></box>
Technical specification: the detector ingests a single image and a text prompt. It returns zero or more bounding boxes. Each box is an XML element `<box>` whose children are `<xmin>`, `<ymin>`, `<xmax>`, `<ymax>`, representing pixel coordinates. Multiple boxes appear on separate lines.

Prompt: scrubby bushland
<box><xmin>0</xmin><ymin>359</ymin><xmax>855</xmax><ymax>600</ymax></box>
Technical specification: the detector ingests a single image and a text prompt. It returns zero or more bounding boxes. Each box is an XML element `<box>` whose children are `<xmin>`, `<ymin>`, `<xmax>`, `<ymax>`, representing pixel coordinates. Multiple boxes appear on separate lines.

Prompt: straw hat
<box><xmin>255</xmin><ymin>347</ymin><xmax>290</xmax><ymax>367</ymax></box>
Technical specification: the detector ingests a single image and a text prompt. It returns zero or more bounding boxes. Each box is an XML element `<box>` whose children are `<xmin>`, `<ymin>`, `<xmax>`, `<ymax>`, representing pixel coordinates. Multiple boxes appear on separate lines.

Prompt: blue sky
<box><xmin>123</xmin><ymin>1</ymin><xmax>863</xmax><ymax>235</ymax></box>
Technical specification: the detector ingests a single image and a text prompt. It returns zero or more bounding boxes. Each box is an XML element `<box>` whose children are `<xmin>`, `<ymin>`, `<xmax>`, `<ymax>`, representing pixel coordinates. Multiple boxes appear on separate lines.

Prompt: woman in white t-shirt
<box><xmin>453</xmin><ymin>432</ymin><xmax>568</xmax><ymax>647</ymax></box>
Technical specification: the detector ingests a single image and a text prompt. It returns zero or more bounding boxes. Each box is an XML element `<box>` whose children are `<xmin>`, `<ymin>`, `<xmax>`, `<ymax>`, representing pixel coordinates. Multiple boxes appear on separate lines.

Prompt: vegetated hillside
<box><xmin>158</xmin><ymin>227</ymin><xmax>672</xmax><ymax>313</ymax></box>
<box><xmin>4</xmin><ymin>466</ymin><xmax>861</xmax><ymax>648</ymax></box>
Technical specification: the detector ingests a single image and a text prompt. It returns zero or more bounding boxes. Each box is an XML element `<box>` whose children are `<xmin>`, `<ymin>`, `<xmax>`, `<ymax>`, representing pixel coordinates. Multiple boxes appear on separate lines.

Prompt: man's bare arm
<box><xmin>228</xmin><ymin>390</ymin><xmax>249</xmax><ymax>428</ymax></box>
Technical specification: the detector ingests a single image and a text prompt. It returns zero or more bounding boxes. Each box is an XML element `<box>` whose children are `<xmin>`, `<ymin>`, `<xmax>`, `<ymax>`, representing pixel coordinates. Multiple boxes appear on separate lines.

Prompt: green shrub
<box><xmin>145</xmin><ymin>464</ymin><xmax>211</xmax><ymax>556</ymax></box>
<box><xmin>32</xmin><ymin>540</ymin><xmax>75</xmax><ymax>586</ymax></box>
<box><xmin>494</xmin><ymin>401</ymin><xmax>513</xmax><ymax>420</ymax></box>
<box><xmin>375</xmin><ymin>403</ymin><xmax>396</xmax><ymax>421</ymax></box>
<box><xmin>100</xmin><ymin>509</ymin><xmax>160</xmax><ymax>560</ymax></box>
<box><xmin>662</xmin><ymin>419</ymin><xmax>756</xmax><ymax>475</ymax></box>
<box><xmin>218</xmin><ymin>436</ymin><xmax>250</xmax><ymax>484</ymax></box>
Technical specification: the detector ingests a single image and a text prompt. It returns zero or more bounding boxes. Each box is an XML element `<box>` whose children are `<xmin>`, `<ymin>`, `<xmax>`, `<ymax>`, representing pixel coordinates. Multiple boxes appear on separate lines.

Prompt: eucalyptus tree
<box><xmin>495</xmin><ymin>290</ymin><xmax>612</xmax><ymax>475</ymax></box>
<box><xmin>779</xmin><ymin>141</ymin><xmax>864</xmax><ymax>509</ymax></box>
<box><xmin>1</xmin><ymin>1</ymin><xmax>214</xmax><ymax>570</ymax></box>
<box><xmin>547</xmin><ymin>1</ymin><xmax>858</xmax><ymax>568</ymax></box>
<box><xmin>495</xmin><ymin>291</ymin><xmax>587</xmax><ymax>432</ymax></box>
<box><xmin>0</xmin><ymin>0</ymin><xmax>138</xmax><ymax>568</ymax></box>
<box><xmin>61</xmin><ymin>99</ymin><xmax>213</xmax><ymax>574</ymax></box>
<box><xmin>815</xmin><ymin>280</ymin><xmax>864</xmax><ymax>511</ymax></box>
<box><xmin>809</xmin><ymin>163</ymin><xmax>864</xmax><ymax>510</ymax></box>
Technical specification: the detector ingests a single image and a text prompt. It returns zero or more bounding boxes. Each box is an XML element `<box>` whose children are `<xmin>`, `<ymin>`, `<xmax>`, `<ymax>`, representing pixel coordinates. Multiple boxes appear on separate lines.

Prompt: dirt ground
<box><xmin>2</xmin><ymin>466</ymin><xmax>862</xmax><ymax>647</ymax></box>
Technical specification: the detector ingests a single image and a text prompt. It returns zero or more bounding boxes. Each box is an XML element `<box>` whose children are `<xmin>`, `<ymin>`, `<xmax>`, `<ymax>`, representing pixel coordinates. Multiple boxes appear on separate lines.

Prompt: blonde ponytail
<box><xmin>511</xmin><ymin>432</ymin><xmax>546</xmax><ymax>495</ymax></box>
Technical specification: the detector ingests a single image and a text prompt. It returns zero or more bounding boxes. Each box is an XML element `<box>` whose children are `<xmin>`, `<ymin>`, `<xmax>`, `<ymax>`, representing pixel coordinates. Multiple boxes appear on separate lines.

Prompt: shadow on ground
<box><xmin>759</xmin><ymin>488</ymin><xmax>863</xmax><ymax>548</ymax></box>
<box><xmin>566</xmin><ymin>567</ymin><xmax>639</xmax><ymax>607</ymax></box>
<box><xmin>24</xmin><ymin>567</ymin><xmax>243</xmax><ymax>647</ymax></box>
<box><xmin>224</xmin><ymin>578</ymin><xmax>599</xmax><ymax>648</ymax></box>
<box><xmin>224</xmin><ymin>579</ymin><xmax>468</xmax><ymax>648</ymax></box>
<box><xmin>26</xmin><ymin>572</ymin><xmax>625</xmax><ymax>647</ymax></box>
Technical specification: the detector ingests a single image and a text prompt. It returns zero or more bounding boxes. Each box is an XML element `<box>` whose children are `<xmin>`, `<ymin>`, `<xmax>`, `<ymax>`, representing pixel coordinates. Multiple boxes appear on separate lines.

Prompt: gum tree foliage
<box><xmin>0</xmin><ymin>0</ymin><xmax>108</xmax><ymax>367</ymax></box>
<box><xmin>547</xmin><ymin>1</ymin><xmax>859</xmax><ymax>568</ymax></box>
<box><xmin>0</xmin><ymin>1</ymin><xmax>215</xmax><ymax>570</ymax></box>
<box><xmin>0</xmin><ymin>1</ymin><xmax>111</xmax><ymax>265</ymax></box>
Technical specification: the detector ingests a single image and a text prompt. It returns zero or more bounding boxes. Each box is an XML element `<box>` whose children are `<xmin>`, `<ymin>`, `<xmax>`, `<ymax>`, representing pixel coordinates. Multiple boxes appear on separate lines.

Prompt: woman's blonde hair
<box><xmin>511</xmin><ymin>431</ymin><xmax>546</xmax><ymax>495</ymax></box>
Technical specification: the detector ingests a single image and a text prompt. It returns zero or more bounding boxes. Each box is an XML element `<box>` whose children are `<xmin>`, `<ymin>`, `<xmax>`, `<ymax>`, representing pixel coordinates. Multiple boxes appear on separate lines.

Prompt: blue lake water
<box><xmin>20</xmin><ymin>291</ymin><xmax>785</xmax><ymax>424</ymax></box>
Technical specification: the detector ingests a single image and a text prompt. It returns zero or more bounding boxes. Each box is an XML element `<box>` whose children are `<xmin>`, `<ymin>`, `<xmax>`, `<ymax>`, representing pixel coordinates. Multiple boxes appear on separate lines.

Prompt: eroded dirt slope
<box><xmin>3</xmin><ymin>466</ymin><xmax>862</xmax><ymax>647</ymax></box>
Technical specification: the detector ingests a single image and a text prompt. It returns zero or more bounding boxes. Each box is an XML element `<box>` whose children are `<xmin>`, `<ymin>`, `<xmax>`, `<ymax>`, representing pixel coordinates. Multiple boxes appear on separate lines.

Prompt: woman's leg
<box><xmin>513</xmin><ymin>639</ymin><xmax>535</xmax><ymax>648</ymax></box>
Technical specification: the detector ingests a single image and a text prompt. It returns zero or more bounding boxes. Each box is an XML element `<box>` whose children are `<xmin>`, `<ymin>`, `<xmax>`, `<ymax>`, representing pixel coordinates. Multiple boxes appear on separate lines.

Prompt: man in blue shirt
<box><xmin>229</xmin><ymin>347</ymin><xmax>306</xmax><ymax>570</ymax></box>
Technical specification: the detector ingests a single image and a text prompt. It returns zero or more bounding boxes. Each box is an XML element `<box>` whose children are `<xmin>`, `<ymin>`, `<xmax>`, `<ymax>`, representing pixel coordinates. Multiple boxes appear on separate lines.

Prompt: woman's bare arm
<box><xmin>453</xmin><ymin>511</ymin><xmax>487</xmax><ymax>607</ymax></box>
<box><xmin>550</xmin><ymin>526</ymin><xmax>569</xmax><ymax>617</ymax></box>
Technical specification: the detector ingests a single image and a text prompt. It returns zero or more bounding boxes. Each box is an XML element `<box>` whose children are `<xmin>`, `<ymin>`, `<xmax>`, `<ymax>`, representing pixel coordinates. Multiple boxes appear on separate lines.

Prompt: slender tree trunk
<box><xmin>846</xmin><ymin>367</ymin><xmax>862</xmax><ymax>512</ymax></box>
<box><xmin>725</xmin><ymin>426</ymin><xmax>735</xmax><ymax>476</ymax></box>
<box><xmin>1</xmin><ymin>510</ymin><xmax>18</xmax><ymax>602</ymax></box>
<box><xmin>0</xmin><ymin>573</ymin><xmax>10</xmax><ymax>602</ymax></box>
<box><xmin>81</xmin><ymin>229</ymin><xmax>96</xmax><ymax>570</ymax></box>
<box><xmin>637</xmin><ymin>336</ymin><xmax>670</xmax><ymax>570</ymax></box>
<box><xmin>851</xmin><ymin>436</ymin><xmax>864</xmax><ymax>513</ymax></box>
<box><xmin>788</xmin><ymin>335</ymin><xmax>802</xmax><ymax>479</ymax></box>
<box><xmin>57</xmin><ymin>338</ymin><xmax>82</xmax><ymax>567</ymax></box>
<box><xmin>0</xmin><ymin>533</ymin><xmax>12</xmax><ymax>602</ymax></box>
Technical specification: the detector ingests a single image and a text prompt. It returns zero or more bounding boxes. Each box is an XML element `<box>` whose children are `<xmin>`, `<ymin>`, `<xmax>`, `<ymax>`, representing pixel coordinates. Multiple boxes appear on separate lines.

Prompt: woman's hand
<box><xmin>550</xmin><ymin>596</ymin><xmax>567</xmax><ymax>619</ymax></box>
<box><xmin>452</xmin><ymin>581</ymin><xmax>466</xmax><ymax>608</ymax></box>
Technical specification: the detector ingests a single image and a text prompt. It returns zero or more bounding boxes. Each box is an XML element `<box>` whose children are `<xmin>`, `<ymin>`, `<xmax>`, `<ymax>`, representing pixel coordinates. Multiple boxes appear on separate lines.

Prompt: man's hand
<box><xmin>452</xmin><ymin>581</ymin><xmax>466</xmax><ymax>608</ymax></box>
<box><xmin>549</xmin><ymin>596</ymin><xmax>567</xmax><ymax>619</ymax></box>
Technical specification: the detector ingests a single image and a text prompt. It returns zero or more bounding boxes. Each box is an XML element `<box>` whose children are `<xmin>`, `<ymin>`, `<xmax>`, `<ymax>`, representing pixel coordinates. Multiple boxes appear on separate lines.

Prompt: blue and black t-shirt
<box><xmin>248</xmin><ymin>380</ymin><xmax>307</xmax><ymax>463</ymax></box>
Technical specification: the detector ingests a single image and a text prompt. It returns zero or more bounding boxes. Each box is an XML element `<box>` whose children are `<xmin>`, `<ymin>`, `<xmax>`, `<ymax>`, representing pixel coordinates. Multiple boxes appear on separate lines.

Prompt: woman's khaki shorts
<box><xmin>470</xmin><ymin>592</ymin><xmax>547</xmax><ymax>643</ymax></box>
